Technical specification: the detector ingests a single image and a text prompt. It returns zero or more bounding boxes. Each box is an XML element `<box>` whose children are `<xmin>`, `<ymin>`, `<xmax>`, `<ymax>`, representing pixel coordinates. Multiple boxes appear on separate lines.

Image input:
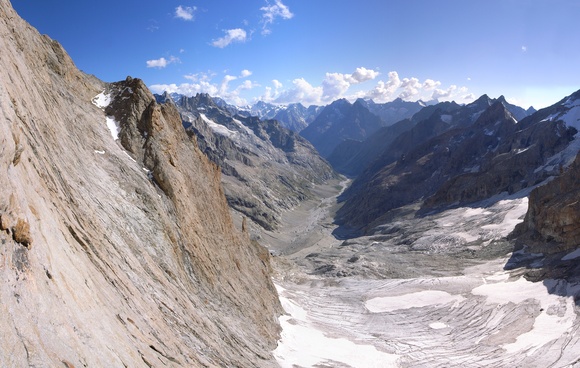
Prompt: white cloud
<box><xmin>274</xmin><ymin>78</ymin><xmax>323</xmax><ymax>106</ymax></box>
<box><xmin>150</xmin><ymin>82</ymin><xmax>219</xmax><ymax>97</ymax></box>
<box><xmin>521</xmin><ymin>45</ymin><xmax>527</xmax><ymax>52</ymax></box>
<box><xmin>266</xmin><ymin>69</ymin><xmax>467</xmax><ymax>106</ymax></box>
<box><xmin>151</xmin><ymin>68</ymin><xmax>471</xmax><ymax>107</ymax></box>
<box><xmin>146</xmin><ymin>56</ymin><xmax>180</xmax><ymax>69</ymax></box>
<box><xmin>184</xmin><ymin>72</ymin><xmax>214</xmax><ymax>83</ymax></box>
<box><xmin>175</xmin><ymin>5</ymin><xmax>196</xmax><ymax>21</ymax></box>
<box><xmin>212</xmin><ymin>28</ymin><xmax>248</xmax><ymax>48</ymax></box>
<box><xmin>272</xmin><ymin>79</ymin><xmax>283</xmax><ymax>90</ymax></box>
<box><xmin>398</xmin><ymin>77</ymin><xmax>422</xmax><ymax>99</ymax></box>
<box><xmin>321</xmin><ymin>67</ymin><xmax>380</xmax><ymax>102</ymax></box>
<box><xmin>350</xmin><ymin>67</ymin><xmax>380</xmax><ymax>83</ymax></box>
<box><xmin>220</xmin><ymin>74</ymin><xmax>238</xmax><ymax>95</ymax></box>
<box><xmin>237</xmin><ymin>80</ymin><xmax>258</xmax><ymax>91</ymax></box>
<box><xmin>432</xmin><ymin>85</ymin><xmax>458</xmax><ymax>100</ymax></box>
<box><xmin>361</xmin><ymin>72</ymin><xmax>469</xmax><ymax>103</ymax></box>
<box><xmin>463</xmin><ymin>93</ymin><xmax>476</xmax><ymax>102</ymax></box>
<box><xmin>261</xmin><ymin>79</ymin><xmax>284</xmax><ymax>102</ymax></box>
<box><xmin>322</xmin><ymin>73</ymin><xmax>352</xmax><ymax>101</ymax></box>
<box><xmin>422</xmin><ymin>79</ymin><xmax>441</xmax><ymax>90</ymax></box>
<box><xmin>261</xmin><ymin>0</ymin><xmax>294</xmax><ymax>35</ymax></box>
<box><xmin>150</xmin><ymin>70</ymin><xmax>258</xmax><ymax>106</ymax></box>
<box><xmin>364</xmin><ymin>71</ymin><xmax>402</xmax><ymax>102</ymax></box>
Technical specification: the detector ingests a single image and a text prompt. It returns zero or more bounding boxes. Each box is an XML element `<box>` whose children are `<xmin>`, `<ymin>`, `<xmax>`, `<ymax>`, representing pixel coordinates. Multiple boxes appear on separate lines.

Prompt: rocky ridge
<box><xmin>171</xmin><ymin>93</ymin><xmax>337</xmax><ymax>231</ymax></box>
<box><xmin>0</xmin><ymin>1</ymin><xmax>281</xmax><ymax>366</ymax></box>
<box><xmin>210</xmin><ymin>97</ymin><xmax>323</xmax><ymax>132</ymax></box>
<box><xmin>337</xmin><ymin>93</ymin><xmax>579</xmax><ymax>234</ymax></box>
<box><xmin>328</xmin><ymin>101</ymin><xmax>462</xmax><ymax>176</ymax></box>
<box><xmin>300</xmin><ymin>98</ymin><xmax>384</xmax><ymax>158</ymax></box>
<box><xmin>331</xmin><ymin>95</ymin><xmax>536</xmax><ymax>178</ymax></box>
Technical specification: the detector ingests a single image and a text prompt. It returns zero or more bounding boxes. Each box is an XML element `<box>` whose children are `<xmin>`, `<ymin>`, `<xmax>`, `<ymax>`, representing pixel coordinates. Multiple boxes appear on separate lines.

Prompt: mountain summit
<box><xmin>336</xmin><ymin>93</ymin><xmax>579</xmax><ymax>234</ymax></box>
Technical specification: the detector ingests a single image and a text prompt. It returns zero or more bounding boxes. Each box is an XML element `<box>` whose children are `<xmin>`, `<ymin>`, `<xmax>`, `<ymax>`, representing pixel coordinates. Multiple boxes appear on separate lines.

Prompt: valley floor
<box><xmin>264</xmin><ymin>179</ymin><xmax>580</xmax><ymax>368</ymax></box>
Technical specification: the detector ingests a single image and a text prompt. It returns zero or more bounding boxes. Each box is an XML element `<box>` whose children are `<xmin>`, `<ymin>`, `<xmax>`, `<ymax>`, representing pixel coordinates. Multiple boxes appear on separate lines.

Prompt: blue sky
<box><xmin>12</xmin><ymin>0</ymin><xmax>580</xmax><ymax>109</ymax></box>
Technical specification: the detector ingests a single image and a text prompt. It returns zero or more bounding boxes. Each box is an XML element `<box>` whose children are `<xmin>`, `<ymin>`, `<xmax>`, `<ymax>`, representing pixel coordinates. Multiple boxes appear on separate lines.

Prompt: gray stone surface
<box><xmin>0</xmin><ymin>1</ymin><xmax>281</xmax><ymax>366</ymax></box>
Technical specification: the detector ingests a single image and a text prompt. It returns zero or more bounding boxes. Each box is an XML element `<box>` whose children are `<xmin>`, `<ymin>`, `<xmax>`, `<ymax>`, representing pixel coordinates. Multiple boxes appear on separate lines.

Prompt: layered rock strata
<box><xmin>0</xmin><ymin>1</ymin><xmax>281</xmax><ymax>366</ymax></box>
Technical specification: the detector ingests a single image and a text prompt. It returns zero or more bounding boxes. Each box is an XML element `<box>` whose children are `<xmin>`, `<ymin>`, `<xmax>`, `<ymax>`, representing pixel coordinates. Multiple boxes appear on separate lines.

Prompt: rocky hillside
<box><xmin>0</xmin><ymin>1</ymin><xmax>281</xmax><ymax>366</ymax></box>
<box><xmin>336</xmin><ymin>92</ymin><xmax>580</xmax><ymax>234</ymax></box>
<box><xmin>170</xmin><ymin>93</ymin><xmax>337</xmax><ymax>231</ymax></box>
<box><xmin>359</xmin><ymin>97</ymin><xmax>426</xmax><ymax>126</ymax></box>
<box><xmin>330</xmin><ymin>95</ymin><xmax>536</xmax><ymax>177</ymax></box>
<box><xmin>300</xmin><ymin>98</ymin><xmax>384</xmax><ymax>157</ymax></box>
<box><xmin>211</xmin><ymin>98</ymin><xmax>323</xmax><ymax>132</ymax></box>
<box><xmin>328</xmin><ymin>101</ymin><xmax>462</xmax><ymax>176</ymax></box>
<box><xmin>271</xmin><ymin>103</ymin><xmax>323</xmax><ymax>132</ymax></box>
<box><xmin>512</xmin><ymin>151</ymin><xmax>580</xmax><ymax>253</ymax></box>
<box><xmin>508</xmin><ymin>92</ymin><xmax>580</xmax><ymax>280</ymax></box>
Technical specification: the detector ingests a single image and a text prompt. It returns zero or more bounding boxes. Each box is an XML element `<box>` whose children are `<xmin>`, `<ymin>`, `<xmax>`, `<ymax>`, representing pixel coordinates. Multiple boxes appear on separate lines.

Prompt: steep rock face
<box><xmin>339</xmin><ymin>101</ymin><xmax>463</xmax><ymax>203</ymax></box>
<box><xmin>512</xmin><ymin>153</ymin><xmax>580</xmax><ymax>253</ymax></box>
<box><xmin>423</xmin><ymin>105</ymin><xmax>575</xmax><ymax>210</ymax></box>
<box><xmin>271</xmin><ymin>103</ymin><xmax>313</xmax><ymax>132</ymax></box>
<box><xmin>511</xmin><ymin>91</ymin><xmax>580</xmax><ymax>256</ymax></box>
<box><xmin>0</xmin><ymin>1</ymin><xmax>281</xmax><ymax>366</ymax></box>
<box><xmin>174</xmin><ymin>94</ymin><xmax>337</xmax><ymax>230</ymax></box>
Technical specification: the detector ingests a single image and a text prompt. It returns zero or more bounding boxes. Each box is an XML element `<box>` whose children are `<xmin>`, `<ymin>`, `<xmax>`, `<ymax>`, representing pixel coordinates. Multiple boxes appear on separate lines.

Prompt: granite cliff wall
<box><xmin>0</xmin><ymin>0</ymin><xmax>281</xmax><ymax>366</ymax></box>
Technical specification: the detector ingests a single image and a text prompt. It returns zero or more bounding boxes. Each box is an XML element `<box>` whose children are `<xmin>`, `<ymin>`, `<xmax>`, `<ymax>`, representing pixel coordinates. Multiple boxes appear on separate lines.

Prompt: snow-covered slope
<box><xmin>270</xmin><ymin>179</ymin><xmax>580</xmax><ymax>368</ymax></box>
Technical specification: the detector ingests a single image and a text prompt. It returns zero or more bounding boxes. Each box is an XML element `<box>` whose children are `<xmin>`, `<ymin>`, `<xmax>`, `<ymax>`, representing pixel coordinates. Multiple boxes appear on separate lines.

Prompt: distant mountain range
<box><xmin>334</xmin><ymin>91</ymin><xmax>578</xmax><ymax>235</ymax></box>
<box><xmin>190</xmin><ymin>96</ymin><xmax>324</xmax><ymax>133</ymax></box>
<box><xmin>171</xmin><ymin>94</ymin><xmax>537</xmax><ymax>168</ymax></box>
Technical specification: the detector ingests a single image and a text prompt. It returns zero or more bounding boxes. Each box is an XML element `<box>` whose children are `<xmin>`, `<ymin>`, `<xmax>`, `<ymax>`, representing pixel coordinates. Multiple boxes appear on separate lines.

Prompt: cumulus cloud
<box><xmin>146</xmin><ymin>56</ymin><xmax>180</xmax><ymax>69</ymax></box>
<box><xmin>432</xmin><ymin>85</ymin><xmax>458</xmax><ymax>100</ymax></box>
<box><xmin>261</xmin><ymin>0</ymin><xmax>294</xmax><ymax>35</ymax></box>
<box><xmin>150</xmin><ymin>70</ymin><xmax>258</xmax><ymax>106</ymax></box>
<box><xmin>320</xmin><ymin>67</ymin><xmax>380</xmax><ymax>102</ymax></box>
<box><xmin>150</xmin><ymin>67</ymin><xmax>471</xmax><ymax>107</ymax></box>
<box><xmin>220</xmin><ymin>75</ymin><xmax>238</xmax><ymax>95</ymax></box>
<box><xmin>360</xmin><ymin>72</ymin><xmax>469</xmax><ymax>103</ymax></box>
<box><xmin>267</xmin><ymin>68</ymin><xmax>468</xmax><ymax>106</ymax></box>
<box><xmin>364</xmin><ymin>71</ymin><xmax>402</xmax><ymax>101</ymax></box>
<box><xmin>274</xmin><ymin>78</ymin><xmax>323</xmax><ymax>106</ymax></box>
<box><xmin>398</xmin><ymin>77</ymin><xmax>423</xmax><ymax>99</ymax></box>
<box><xmin>350</xmin><ymin>67</ymin><xmax>380</xmax><ymax>83</ymax></box>
<box><xmin>175</xmin><ymin>5</ymin><xmax>196</xmax><ymax>21</ymax></box>
<box><xmin>261</xmin><ymin>79</ymin><xmax>284</xmax><ymax>102</ymax></box>
<box><xmin>272</xmin><ymin>79</ymin><xmax>283</xmax><ymax>90</ymax></box>
<box><xmin>462</xmin><ymin>93</ymin><xmax>476</xmax><ymax>102</ymax></box>
<box><xmin>422</xmin><ymin>79</ymin><xmax>441</xmax><ymax>90</ymax></box>
<box><xmin>212</xmin><ymin>28</ymin><xmax>247</xmax><ymax>48</ymax></box>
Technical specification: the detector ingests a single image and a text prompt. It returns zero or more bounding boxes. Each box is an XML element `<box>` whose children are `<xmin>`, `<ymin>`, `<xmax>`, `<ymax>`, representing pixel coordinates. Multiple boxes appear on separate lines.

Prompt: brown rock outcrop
<box><xmin>0</xmin><ymin>0</ymin><xmax>281</xmax><ymax>366</ymax></box>
<box><xmin>512</xmin><ymin>152</ymin><xmax>580</xmax><ymax>253</ymax></box>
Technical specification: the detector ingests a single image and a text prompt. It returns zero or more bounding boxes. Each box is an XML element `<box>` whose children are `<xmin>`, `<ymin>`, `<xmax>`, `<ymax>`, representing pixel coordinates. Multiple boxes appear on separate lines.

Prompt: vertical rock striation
<box><xmin>0</xmin><ymin>0</ymin><xmax>281</xmax><ymax>366</ymax></box>
<box><xmin>513</xmin><ymin>152</ymin><xmax>580</xmax><ymax>253</ymax></box>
